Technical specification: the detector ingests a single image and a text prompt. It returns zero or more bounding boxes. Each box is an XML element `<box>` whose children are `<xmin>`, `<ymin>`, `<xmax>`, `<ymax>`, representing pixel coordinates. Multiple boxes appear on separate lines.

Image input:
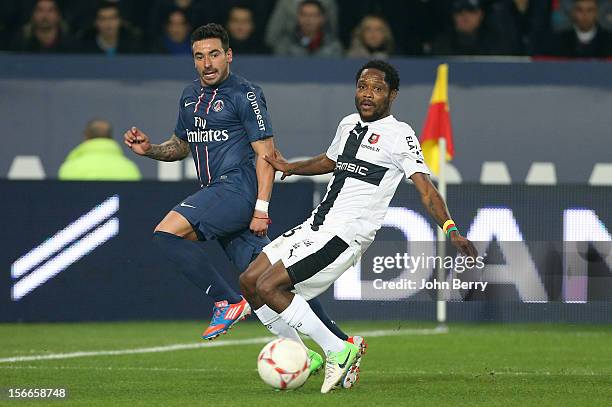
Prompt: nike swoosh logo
<box><xmin>184</xmin><ymin>101</ymin><xmax>196</xmax><ymax>107</ymax></box>
<box><xmin>338</xmin><ymin>351</ymin><xmax>352</xmax><ymax>369</ymax></box>
<box><xmin>180</xmin><ymin>202</ymin><xmax>196</xmax><ymax>208</ymax></box>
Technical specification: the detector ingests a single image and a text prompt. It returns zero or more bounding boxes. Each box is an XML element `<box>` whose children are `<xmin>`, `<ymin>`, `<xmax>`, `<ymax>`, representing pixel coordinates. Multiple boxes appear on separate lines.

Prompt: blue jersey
<box><xmin>174</xmin><ymin>73</ymin><xmax>274</xmax><ymax>187</ymax></box>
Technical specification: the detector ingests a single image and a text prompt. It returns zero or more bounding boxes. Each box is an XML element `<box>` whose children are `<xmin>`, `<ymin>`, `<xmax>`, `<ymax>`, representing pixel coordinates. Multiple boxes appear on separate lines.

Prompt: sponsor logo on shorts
<box><xmin>282</xmin><ymin>225</ymin><xmax>302</xmax><ymax>238</ymax></box>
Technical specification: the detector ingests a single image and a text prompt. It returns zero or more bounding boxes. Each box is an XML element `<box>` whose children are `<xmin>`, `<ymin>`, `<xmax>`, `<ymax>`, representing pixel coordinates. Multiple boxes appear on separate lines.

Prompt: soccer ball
<box><xmin>257</xmin><ymin>338</ymin><xmax>310</xmax><ymax>390</ymax></box>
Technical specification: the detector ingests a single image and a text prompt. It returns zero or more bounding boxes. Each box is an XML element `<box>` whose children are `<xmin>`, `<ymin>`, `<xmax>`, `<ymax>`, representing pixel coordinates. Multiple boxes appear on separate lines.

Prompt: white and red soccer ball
<box><xmin>257</xmin><ymin>338</ymin><xmax>310</xmax><ymax>390</ymax></box>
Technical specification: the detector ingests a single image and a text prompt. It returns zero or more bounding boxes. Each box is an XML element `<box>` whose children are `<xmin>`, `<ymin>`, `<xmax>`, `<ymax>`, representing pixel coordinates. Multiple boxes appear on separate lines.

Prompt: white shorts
<box><xmin>262</xmin><ymin>222</ymin><xmax>360</xmax><ymax>300</ymax></box>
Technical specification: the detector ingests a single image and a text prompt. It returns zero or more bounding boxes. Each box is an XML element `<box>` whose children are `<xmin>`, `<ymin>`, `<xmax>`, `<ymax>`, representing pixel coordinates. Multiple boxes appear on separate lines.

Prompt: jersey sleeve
<box><xmin>325</xmin><ymin>122</ymin><xmax>343</xmax><ymax>162</ymax></box>
<box><xmin>237</xmin><ymin>85</ymin><xmax>274</xmax><ymax>142</ymax></box>
<box><xmin>174</xmin><ymin>94</ymin><xmax>189</xmax><ymax>141</ymax></box>
<box><xmin>391</xmin><ymin>128</ymin><xmax>431</xmax><ymax>179</ymax></box>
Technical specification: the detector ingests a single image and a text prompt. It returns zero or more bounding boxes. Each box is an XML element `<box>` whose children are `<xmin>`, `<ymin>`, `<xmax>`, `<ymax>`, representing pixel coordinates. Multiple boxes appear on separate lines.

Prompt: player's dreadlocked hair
<box><xmin>355</xmin><ymin>60</ymin><xmax>400</xmax><ymax>92</ymax></box>
<box><xmin>191</xmin><ymin>23</ymin><xmax>230</xmax><ymax>51</ymax></box>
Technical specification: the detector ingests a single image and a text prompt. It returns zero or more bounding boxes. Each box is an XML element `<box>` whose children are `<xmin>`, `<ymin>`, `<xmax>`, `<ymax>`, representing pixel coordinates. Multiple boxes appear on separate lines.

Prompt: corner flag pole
<box><xmin>436</xmin><ymin>137</ymin><xmax>447</xmax><ymax>326</ymax></box>
<box><xmin>419</xmin><ymin>63</ymin><xmax>454</xmax><ymax>327</ymax></box>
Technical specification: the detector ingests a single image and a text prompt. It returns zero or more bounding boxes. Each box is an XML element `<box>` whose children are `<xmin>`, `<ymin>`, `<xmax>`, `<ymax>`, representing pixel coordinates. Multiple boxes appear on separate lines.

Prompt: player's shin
<box><xmin>308</xmin><ymin>298</ymin><xmax>349</xmax><ymax>341</ymax></box>
<box><xmin>279</xmin><ymin>294</ymin><xmax>344</xmax><ymax>354</ymax></box>
<box><xmin>238</xmin><ymin>269</ymin><xmax>261</xmax><ymax>306</ymax></box>
<box><xmin>153</xmin><ymin>231</ymin><xmax>241</xmax><ymax>303</ymax></box>
<box><xmin>254</xmin><ymin>304</ymin><xmax>304</xmax><ymax>345</ymax></box>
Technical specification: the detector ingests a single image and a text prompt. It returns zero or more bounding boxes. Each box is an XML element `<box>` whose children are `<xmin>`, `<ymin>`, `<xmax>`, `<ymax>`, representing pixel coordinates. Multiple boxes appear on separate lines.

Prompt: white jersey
<box><xmin>305</xmin><ymin>113</ymin><xmax>430</xmax><ymax>248</ymax></box>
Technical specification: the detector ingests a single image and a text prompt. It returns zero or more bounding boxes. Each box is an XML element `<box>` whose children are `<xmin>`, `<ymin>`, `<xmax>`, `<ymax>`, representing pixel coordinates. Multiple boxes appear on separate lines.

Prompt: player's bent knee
<box><xmin>153</xmin><ymin>228</ymin><xmax>180</xmax><ymax>238</ymax></box>
<box><xmin>239</xmin><ymin>271</ymin><xmax>257</xmax><ymax>295</ymax></box>
<box><xmin>241</xmin><ymin>255</ymin><xmax>269</xmax><ymax>288</ymax></box>
<box><xmin>255</xmin><ymin>275</ymin><xmax>276</xmax><ymax>300</ymax></box>
<box><xmin>154</xmin><ymin>224</ymin><xmax>198</xmax><ymax>241</ymax></box>
<box><xmin>154</xmin><ymin>222</ymin><xmax>181</xmax><ymax>235</ymax></box>
<box><xmin>154</xmin><ymin>211</ymin><xmax>198</xmax><ymax>240</ymax></box>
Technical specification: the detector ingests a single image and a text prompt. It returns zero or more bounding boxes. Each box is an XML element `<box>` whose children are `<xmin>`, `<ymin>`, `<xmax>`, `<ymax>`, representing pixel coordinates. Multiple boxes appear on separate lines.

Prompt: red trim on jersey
<box><xmin>195</xmin><ymin>145</ymin><xmax>203</xmax><ymax>187</ymax></box>
<box><xmin>193</xmin><ymin>91</ymin><xmax>205</xmax><ymax>114</ymax></box>
<box><xmin>206</xmin><ymin>89</ymin><xmax>217</xmax><ymax>114</ymax></box>
<box><xmin>205</xmin><ymin>145</ymin><xmax>211</xmax><ymax>185</ymax></box>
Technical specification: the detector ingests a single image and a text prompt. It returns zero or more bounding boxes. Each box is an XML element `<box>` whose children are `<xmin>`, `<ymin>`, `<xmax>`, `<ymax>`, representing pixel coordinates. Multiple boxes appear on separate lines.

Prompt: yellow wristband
<box><xmin>442</xmin><ymin>219</ymin><xmax>455</xmax><ymax>234</ymax></box>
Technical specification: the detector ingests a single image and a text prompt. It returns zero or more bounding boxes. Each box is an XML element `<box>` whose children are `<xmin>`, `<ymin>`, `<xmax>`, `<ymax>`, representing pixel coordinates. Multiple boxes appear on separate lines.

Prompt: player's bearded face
<box><xmin>192</xmin><ymin>38</ymin><xmax>232</xmax><ymax>86</ymax></box>
<box><xmin>355</xmin><ymin>69</ymin><xmax>394</xmax><ymax>122</ymax></box>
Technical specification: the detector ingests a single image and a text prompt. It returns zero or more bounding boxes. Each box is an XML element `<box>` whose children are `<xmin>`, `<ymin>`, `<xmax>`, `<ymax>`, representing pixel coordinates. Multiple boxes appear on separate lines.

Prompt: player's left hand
<box><xmin>250</xmin><ymin>209</ymin><xmax>270</xmax><ymax>237</ymax></box>
<box><xmin>263</xmin><ymin>149</ymin><xmax>293</xmax><ymax>180</ymax></box>
<box><xmin>450</xmin><ymin>232</ymin><xmax>478</xmax><ymax>259</ymax></box>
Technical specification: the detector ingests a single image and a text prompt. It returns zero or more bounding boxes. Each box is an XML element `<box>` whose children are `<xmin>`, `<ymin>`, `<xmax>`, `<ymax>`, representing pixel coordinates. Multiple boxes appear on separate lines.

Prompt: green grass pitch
<box><xmin>1</xmin><ymin>321</ymin><xmax>611</xmax><ymax>406</ymax></box>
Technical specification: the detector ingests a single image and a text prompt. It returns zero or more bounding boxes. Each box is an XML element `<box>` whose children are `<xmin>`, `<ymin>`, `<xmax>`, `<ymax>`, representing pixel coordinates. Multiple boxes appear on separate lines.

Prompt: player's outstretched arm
<box><xmin>250</xmin><ymin>138</ymin><xmax>276</xmax><ymax>236</ymax></box>
<box><xmin>410</xmin><ymin>172</ymin><xmax>478</xmax><ymax>258</ymax></box>
<box><xmin>124</xmin><ymin>127</ymin><xmax>190</xmax><ymax>162</ymax></box>
<box><xmin>263</xmin><ymin>151</ymin><xmax>335</xmax><ymax>179</ymax></box>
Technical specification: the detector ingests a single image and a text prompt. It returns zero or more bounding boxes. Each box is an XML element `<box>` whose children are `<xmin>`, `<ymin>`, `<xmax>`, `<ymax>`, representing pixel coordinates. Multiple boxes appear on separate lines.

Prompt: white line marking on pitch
<box><xmin>0</xmin><ymin>327</ymin><xmax>447</xmax><ymax>364</ymax></box>
<box><xmin>0</xmin><ymin>365</ymin><xmax>607</xmax><ymax>377</ymax></box>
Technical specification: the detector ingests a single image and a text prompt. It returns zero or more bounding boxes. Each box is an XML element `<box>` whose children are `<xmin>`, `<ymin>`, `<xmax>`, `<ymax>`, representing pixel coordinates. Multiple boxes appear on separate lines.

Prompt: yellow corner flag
<box><xmin>419</xmin><ymin>64</ymin><xmax>454</xmax><ymax>176</ymax></box>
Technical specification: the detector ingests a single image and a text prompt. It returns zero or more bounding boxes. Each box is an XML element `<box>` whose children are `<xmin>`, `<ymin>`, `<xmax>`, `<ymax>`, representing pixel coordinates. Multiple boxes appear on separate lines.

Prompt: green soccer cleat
<box><xmin>320</xmin><ymin>342</ymin><xmax>359</xmax><ymax>394</ymax></box>
<box><xmin>307</xmin><ymin>348</ymin><xmax>324</xmax><ymax>376</ymax></box>
<box><xmin>343</xmin><ymin>335</ymin><xmax>368</xmax><ymax>388</ymax></box>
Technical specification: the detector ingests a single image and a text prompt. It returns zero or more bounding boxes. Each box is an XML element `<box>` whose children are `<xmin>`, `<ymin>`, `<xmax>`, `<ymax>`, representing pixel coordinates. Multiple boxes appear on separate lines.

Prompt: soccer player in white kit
<box><xmin>238</xmin><ymin>60</ymin><xmax>478</xmax><ymax>393</ymax></box>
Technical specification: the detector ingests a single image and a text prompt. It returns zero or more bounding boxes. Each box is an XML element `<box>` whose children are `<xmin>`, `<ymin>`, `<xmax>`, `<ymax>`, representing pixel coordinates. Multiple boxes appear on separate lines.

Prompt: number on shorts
<box><xmin>282</xmin><ymin>225</ymin><xmax>302</xmax><ymax>238</ymax></box>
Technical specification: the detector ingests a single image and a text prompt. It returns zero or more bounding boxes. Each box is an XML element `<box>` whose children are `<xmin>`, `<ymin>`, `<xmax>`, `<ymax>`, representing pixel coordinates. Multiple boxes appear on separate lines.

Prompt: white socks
<box><xmin>254</xmin><ymin>304</ymin><xmax>304</xmax><ymax>346</ymax></box>
<box><xmin>279</xmin><ymin>295</ymin><xmax>344</xmax><ymax>354</ymax></box>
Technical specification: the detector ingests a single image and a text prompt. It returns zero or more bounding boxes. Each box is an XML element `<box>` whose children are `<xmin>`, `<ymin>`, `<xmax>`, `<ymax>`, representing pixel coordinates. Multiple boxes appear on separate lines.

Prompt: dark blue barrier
<box><xmin>1</xmin><ymin>181</ymin><xmax>314</xmax><ymax>322</ymax></box>
<box><xmin>2</xmin><ymin>181</ymin><xmax>611</xmax><ymax>322</ymax></box>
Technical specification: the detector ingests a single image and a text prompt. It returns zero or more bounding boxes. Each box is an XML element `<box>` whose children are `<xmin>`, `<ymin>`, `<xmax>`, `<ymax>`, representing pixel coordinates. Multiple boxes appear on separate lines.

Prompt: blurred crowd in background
<box><xmin>1</xmin><ymin>0</ymin><xmax>610</xmax><ymax>58</ymax></box>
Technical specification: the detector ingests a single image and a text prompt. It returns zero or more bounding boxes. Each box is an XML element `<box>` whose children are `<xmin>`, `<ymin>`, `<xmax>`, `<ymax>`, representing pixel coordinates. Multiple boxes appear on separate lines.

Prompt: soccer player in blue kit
<box><xmin>123</xmin><ymin>23</ymin><xmax>364</xmax><ymax>374</ymax></box>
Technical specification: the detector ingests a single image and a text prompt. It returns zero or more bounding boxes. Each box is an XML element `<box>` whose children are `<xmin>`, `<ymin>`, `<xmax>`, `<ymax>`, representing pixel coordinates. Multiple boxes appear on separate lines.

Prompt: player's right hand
<box><xmin>263</xmin><ymin>149</ymin><xmax>293</xmax><ymax>180</ymax></box>
<box><xmin>123</xmin><ymin>126</ymin><xmax>151</xmax><ymax>156</ymax></box>
<box><xmin>450</xmin><ymin>232</ymin><xmax>478</xmax><ymax>259</ymax></box>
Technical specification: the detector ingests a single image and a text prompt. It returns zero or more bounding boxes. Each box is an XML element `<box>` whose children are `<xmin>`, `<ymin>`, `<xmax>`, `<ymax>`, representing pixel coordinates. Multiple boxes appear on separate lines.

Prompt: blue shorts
<box><xmin>219</xmin><ymin>230</ymin><xmax>270</xmax><ymax>272</ymax></box>
<box><xmin>173</xmin><ymin>166</ymin><xmax>270</xmax><ymax>272</ymax></box>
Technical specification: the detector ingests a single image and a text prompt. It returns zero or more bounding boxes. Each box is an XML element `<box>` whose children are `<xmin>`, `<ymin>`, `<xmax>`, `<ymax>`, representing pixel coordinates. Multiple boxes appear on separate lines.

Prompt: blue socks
<box><xmin>153</xmin><ymin>231</ymin><xmax>242</xmax><ymax>303</ymax></box>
